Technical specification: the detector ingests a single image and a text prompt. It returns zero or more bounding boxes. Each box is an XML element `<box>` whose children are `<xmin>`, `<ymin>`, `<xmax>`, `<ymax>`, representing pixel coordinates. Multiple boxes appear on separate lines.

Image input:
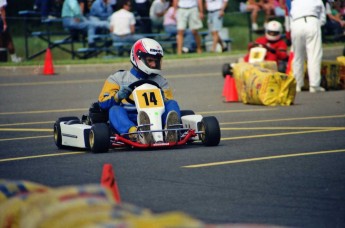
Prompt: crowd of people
<box><xmin>1</xmin><ymin>0</ymin><xmax>344</xmax><ymax>62</ymax></box>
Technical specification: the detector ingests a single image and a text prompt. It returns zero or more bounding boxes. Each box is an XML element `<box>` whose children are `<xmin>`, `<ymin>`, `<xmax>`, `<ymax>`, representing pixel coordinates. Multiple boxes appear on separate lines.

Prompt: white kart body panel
<box><xmin>248</xmin><ymin>46</ymin><xmax>267</xmax><ymax>63</ymax></box>
<box><xmin>181</xmin><ymin>114</ymin><xmax>203</xmax><ymax>140</ymax></box>
<box><xmin>60</xmin><ymin>122</ymin><xmax>91</xmax><ymax>148</ymax></box>
<box><xmin>133</xmin><ymin>83</ymin><xmax>165</xmax><ymax>142</ymax></box>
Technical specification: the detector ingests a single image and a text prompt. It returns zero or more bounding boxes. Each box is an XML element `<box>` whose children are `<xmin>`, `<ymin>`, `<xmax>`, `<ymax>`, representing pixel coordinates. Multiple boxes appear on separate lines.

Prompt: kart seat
<box><xmin>89</xmin><ymin>102</ymin><xmax>109</xmax><ymax>124</ymax></box>
<box><xmin>66</xmin><ymin>119</ymin><xmax>81</xmax><ymax>125</ymax></box>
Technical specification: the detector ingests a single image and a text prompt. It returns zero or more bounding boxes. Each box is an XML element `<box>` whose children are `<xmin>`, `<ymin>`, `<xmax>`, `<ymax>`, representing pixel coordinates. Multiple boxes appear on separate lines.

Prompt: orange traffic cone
<box><xmin>101</xmin><ymin>164</ymin><xmax>121</xmax><ymax>203</ymax></box>
<box><xmin>286</xmin><ymin>49</ymin><xmax>294</xmax><ymax>76</ymax></box>
<box><xmin>43</xmin><ymin>48</ymin><xmax>55</xmax><ymax>75</ymax></box>
<box><xmin>222</xmin><ymin>74</ymin><xmax>231</xmax><ymax>96</ymax></box>
<box><xmin>224</xmin><ymin>75</ymin><xmax>238</xmax><ymax>102</ymax></box>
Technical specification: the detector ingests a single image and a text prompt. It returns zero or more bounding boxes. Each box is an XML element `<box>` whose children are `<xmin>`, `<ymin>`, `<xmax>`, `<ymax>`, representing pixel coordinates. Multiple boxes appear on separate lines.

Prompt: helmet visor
<box><xmin>142</xmin><ymin>54</ymin><xmax>162</xmax><ymax>70</ymax></box>
<box><xmin>267</xmin><ymin>31</ymin><xmax>280</xmax><ymax>36</ymax></box>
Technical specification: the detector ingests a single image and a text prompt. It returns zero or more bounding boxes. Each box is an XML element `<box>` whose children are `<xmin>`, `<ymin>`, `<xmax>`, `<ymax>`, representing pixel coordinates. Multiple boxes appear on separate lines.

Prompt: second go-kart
<box><xmin>54</xmin><ymin>80</ymin><xmax>221</xmax><ymax>153</ymax></box>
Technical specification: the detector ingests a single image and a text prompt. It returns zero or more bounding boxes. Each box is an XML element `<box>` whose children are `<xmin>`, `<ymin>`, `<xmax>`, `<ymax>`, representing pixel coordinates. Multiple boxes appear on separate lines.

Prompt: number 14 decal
<box><xmin>136</xmin><ymin>89</ymin><xmax>164</xmax><ymax>108</ymax></box>
<box><xmin>142</xmin><ymin>92</ymin><xmax>158</xmax><ymax>106</ymax></box>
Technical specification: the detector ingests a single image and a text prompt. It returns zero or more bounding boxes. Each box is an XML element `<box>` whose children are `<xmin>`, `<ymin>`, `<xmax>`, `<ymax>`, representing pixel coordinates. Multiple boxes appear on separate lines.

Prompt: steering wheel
<box><xmin>125</xmin><ymin>79</ymin><xmax>162</xmax><ymax>105</ymax></box>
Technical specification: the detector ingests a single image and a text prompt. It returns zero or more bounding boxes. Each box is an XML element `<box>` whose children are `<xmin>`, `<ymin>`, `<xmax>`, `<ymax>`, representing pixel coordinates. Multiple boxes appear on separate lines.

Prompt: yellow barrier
<box><xmin>233</xmin><ymin>62</ymin><xmax>296</xmax><ymax>106</ymax></box>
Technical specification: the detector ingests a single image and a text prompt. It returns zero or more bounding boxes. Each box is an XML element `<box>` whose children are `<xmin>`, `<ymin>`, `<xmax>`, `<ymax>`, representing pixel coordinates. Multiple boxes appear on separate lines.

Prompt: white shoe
<box><xmin>309</xmin><ymin>86</ymin><xmax>325</xmax><ymax>93</ymax></box>
<box><xmin>252</xmin><ymin>23</ymin><xmax>258</xmax><ymax>31</ymax></box>
<box><xmin>296</xmin><ymin>86</ymin><xmax>302</xmax><ymax>92</ymax></box>
<box><xmin>11</xmin><ymin>56</ymin><xmax>22</xmax><ymax>63</ymax></box>
<box><xmin>165</xmin><ymin>111</ymin><xmax>179</xmax><ymax>143</ymax></box>
<box><xmin>182</xmin><ymin>47</ymin><xmax>189</xmax><ymax>53</ymax></box>
<box><xmin>137</xmin><ymin>111</ymin><xmax>153</xmax><ymax>144</ymax></box>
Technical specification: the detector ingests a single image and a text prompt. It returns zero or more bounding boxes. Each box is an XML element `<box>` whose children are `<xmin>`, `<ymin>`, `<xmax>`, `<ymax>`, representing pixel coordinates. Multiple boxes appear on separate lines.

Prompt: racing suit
<box><xmin>98</xmin><ymin>67</ymin><xmax>180</xmax><ymax>134</ymax></box>
<box><xmin>243</xmin><ymin>36</ymin><xmax>288</xmax><ymax>64</ymax></box>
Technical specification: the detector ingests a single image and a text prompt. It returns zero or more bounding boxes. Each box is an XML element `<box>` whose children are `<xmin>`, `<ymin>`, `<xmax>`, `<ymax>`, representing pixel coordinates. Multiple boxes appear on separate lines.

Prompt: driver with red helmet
<box><xmin>97</xmin><ymin>38</ymin><xmax>181</xmax><ymax>144</ymax></box>
<box><xmin>243</xmin><ymin>20</ymin><xmax>289</xmax><ymax>72</ymax></box>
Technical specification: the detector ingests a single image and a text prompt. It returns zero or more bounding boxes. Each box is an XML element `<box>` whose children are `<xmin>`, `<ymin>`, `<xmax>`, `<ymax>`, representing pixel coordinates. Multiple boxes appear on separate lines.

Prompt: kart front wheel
<box><xmin>54</xmin><ymin>116</ymin><xmax>80</xmax><ymax>149</ymax></box>
<box><xmin>89</xmin><ymin>123</ymin><xmax>110</xmax><ymax>153</ymax></box>
<box><xmin>199</xmin><ymin>116</ymin><xmax>221</xmax><ymax>146</ymax></box>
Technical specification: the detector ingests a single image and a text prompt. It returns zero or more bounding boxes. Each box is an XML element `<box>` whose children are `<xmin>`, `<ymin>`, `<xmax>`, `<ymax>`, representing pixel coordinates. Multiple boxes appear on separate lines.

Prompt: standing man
<box><xmin>290</xmin><ymin>0</ymin><xmax>326</xmax><ymax>93</ymax></box>
<box><xmin>0</xmin><ymin>0</ymin><xmax>22</xmax><ymax>63</ymax></box>
<box><xmin>174</xmin><ymin>0</ymin><xmax>204</xmax><ymax>55</ymax></box>
<box><xmin>205</xmin><ymin>0</ymin><xmax>228</xmax><ymax>52</ymax></box>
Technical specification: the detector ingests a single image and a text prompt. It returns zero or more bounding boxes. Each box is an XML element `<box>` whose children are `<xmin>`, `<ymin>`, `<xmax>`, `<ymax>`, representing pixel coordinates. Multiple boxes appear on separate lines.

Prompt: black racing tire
<box><xmin>54</xmin><ymin>116</ymin><xmax>80</xmax><ymax>149</ymax></box>
<box><xmin>180</xmin><ymin>110</ymin><xmax>195</xmax><ymax>116</ymax></box>
<box><xmin>89</xmin><ymin>123</ymin><xmax>110</xmax><ymax>153</ymax></box>
<box><xmin>199</xmin><ymin>116</ymin><xmax>221</xmax><ymax>146</ymax></box>
<box><xmin>222</xmin><ymin>63</ymin><xmax>231</xmax><ymax>78</ymax></box>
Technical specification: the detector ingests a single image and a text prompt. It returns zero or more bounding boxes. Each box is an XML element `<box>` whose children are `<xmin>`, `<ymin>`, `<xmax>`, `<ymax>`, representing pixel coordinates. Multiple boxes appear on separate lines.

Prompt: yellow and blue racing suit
<box><xmin>98</xmin><ymin>67</ymin><xmax>181</xmax><ymax>134</ymax></box>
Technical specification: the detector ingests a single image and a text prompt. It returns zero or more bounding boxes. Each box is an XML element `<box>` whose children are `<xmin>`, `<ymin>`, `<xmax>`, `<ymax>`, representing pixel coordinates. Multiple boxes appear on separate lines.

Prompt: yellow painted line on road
<box><xmin>0</xmin><ymin>73</ymin><xmax>215</xmax><ymax>87</ymax></box>
<box><xmin>197</xmin><ymin>108</ymin><xmax>277</xmax><ymax>115</ymax></box>
<box><xmin>0</xmin><ymin>108</ymin><xmax>86</xmax><ymax>115</ymax></box>
<box><xmin>221</xmin><ymin>128</ymin><xmax>345</xmax><ymax>141</ymax></box>
<box><xmin>0</xmin><ymin>79</ymin><xmax>103</xmax><ymax>87</ymax></box>
<box><xmin>0</xmin><ymin>107</ymin><xmax>276</xmax><ymax>116</ymax></box>
<box><xmin>220</xmin><ymin>114</ymin><xmax>345</xmax><ymax>125</ymax></box>
<box><xmin>221</xmin><ymin>127</ymin><xmax>345</xmax><ymax>130</ymax></box>
<box><xmin>0</xmin><ymin>151</ymin><xmax>86</xmax><ymax>163</ymax></box>
<box><xmin>0</xmin><ymin>128</ymin><xmax>52</xmax><ymax>132</ymax></box>
<box><xmin>0</xmin><ymin>121</ymin><xmax>54</xmax><ymax>127</ymax></box>
<box><xmin>0</xmin><ymin>135</ymin><xmax>51</xmax><ymax>142</ymax></box>
<box><xmin>182</xmin><ymin>149</ymin><xmax>345</xmax><ymax>168</ymax></box>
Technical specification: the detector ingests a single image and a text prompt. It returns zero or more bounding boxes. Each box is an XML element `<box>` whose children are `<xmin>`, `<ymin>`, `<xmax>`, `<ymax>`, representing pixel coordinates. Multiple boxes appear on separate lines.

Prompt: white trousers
<box><xmin>291</xmin><ymin>16</ymin><xmax>323</xmax><ymax>88</ymax></box>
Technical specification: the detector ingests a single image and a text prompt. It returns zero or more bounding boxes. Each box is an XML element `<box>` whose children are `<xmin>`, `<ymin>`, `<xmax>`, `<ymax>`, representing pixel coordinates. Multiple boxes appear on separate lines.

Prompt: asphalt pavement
<box><xmin>0</xmin><ymin>46</ymin><xmax>344</xmax><ymax>227</ymax></box>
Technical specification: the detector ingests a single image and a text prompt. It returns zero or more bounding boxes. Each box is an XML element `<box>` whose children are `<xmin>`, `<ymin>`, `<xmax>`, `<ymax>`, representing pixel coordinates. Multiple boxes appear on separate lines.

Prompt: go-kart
<box><xmin>54</xmin><ymin>80</ymin><xmax>221</xmax><ymax>153</ymax></box>
<box><xmin>222</xmin><ymin>43</ymin><xmax>287</xmax><ymax>77</ymax></box>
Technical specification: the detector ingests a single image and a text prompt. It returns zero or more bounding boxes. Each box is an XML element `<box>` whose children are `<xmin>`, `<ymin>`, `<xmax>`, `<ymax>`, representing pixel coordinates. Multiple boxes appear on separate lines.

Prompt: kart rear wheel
<box><xmin>54</xmin><ymin>116</ymin><xmax>80</xmax><ymax>149</ymax></box>
<box><xmin>199</xmin><ymin>116</ymin><xmax>221</xmax><ymax>146</ymax></box>
<box><xmin>222</xmin><ymin>63</ymin><xmax>231</xmax><ymax>78</ymax></box>
<box><xmin>89</xmin><ymin>123</ymin><xmax>110</xmax><ymax>153</ymax></box>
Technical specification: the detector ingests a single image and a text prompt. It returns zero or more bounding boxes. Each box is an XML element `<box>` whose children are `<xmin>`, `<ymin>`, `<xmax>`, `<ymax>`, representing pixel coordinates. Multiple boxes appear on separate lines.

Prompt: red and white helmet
<box><xmin>130</xmin><ymin>38</ymin><xmax>164</xmax><ymax>76</ymax></box>
<box><xmin>265</xmin><ymin>20</ymin><xmax>282</xmax><ymax>41</ymax></box>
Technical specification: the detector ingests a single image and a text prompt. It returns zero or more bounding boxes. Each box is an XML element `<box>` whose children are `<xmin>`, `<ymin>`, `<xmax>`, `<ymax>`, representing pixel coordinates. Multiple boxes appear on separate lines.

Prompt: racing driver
<box><xmin>97</xmin><ymin>38</ymin><xmax>181</xmax><ymax>144</ymax></box>
<box><xmin>243</xmin><ymin>20</ymin><xmax>289</xmax><ymax>72</ymax></box>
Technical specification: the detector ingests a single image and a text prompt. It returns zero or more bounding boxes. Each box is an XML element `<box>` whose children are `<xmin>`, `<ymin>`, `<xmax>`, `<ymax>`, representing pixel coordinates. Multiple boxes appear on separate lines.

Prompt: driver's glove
<box><xmin>116</xmin><ymin>85</ymin><xmax>133</xmax><ymax>101</ymax></box>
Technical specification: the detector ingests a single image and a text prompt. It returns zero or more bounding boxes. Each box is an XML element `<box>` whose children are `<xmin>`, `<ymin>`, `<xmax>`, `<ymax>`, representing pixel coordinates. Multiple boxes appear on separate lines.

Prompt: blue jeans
<box><xmin>164</xmin><ymin>25</ymin><xmax>196</xmax><ymax>51</ymax></box>
<box><xmin>62</xmin><ymin>17</ymin><xmax>109</xmax><ymax>44</ymax></box>
<box><xmin>109</xmin><ymin>100</ymin><xmax>181</xmax><ymax>134</ymax></box>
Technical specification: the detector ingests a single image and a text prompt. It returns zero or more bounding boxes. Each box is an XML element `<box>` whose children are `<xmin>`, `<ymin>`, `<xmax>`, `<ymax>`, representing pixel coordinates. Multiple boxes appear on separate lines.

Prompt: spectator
<box><xmin>273</xmin><ymin>0</ymin><xmax>285</xmax><ymax>17</ymax></box>
<box><xmin>290</xmin><ymin>0</ymin><xmax>326</xmax><ymax>93</ymax></box>
<box><xmin>90</xmin><ymin>0</ymin><xmax>112</xmax><ymax>35</ymax></box>
<box><xmin>109</xmin><ymin>0</ymin><xmax>118</xmax><ymax>11</ymax></box>
<box><xmin>150</xmin><ymin>0</ymin><xmax>169</xmax><ymax>33</ymax></box>
<box><xmin>324</xmin><ymin>0</ymin><xmax>345</xmax><ymax>40</ymax></box>
<box><xmin>62</xmin><ymin>0</ymin><xmax>109</xmax><ymax>47</ymax></box>
<box><xmin>90</xmin><ymin>0</ymin><xmax>113</xmax><ymax>21</ymax></box>
<box><xmin>97</xmin><ymin>38</ymin><xmax>181</xmax><ymax>144</ymax></box>
<box><xmin>163</xmin><ymin>2</ymin><xmax>196</xmax><ymax>53</ymax></box>
<box><xmin>243</xmin><ymin>20</ymin><xmax>288</xmax><ymax>72</ymax></box>
<box><xmin>205</xmin><ymin>0</ymin><xmax>228</xmax><ymax>52</ymax></box>
<box><xmin>0</xmin><ymin>0</ymin><xmax>22</xmax><ymax>63</ymax></box>
<box><xmin>110</xmin><ymin>0</ymin><xmax>144</xmax><ymax>53</ymax></box>
<box><xmin>239</xmin><ymin>0</ymin><xmax>262</xmax><ymax>31</ymax></box>
<box><xmin>134</xmin><ymin>0</ymin><xmax>152</xmax><ymax>33</ymax></box>
<box><xmin>260</xmin><ymin>0</ymin><xmax>275</xmax><ymax>27</ymax></box>
<box><xmin>78</xmin><ymin>0</ymin><xmax>91</xmax><ymax>16</ymax></box>
<box><xmin>173</xmin><ymin>0</ymin><xmax>204</xmax><ymax>55</ymax></box>
<box><xmin>33</xmin><ymin>0</ymin><xmax>56</xmax><ymax>20</ymax></box>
